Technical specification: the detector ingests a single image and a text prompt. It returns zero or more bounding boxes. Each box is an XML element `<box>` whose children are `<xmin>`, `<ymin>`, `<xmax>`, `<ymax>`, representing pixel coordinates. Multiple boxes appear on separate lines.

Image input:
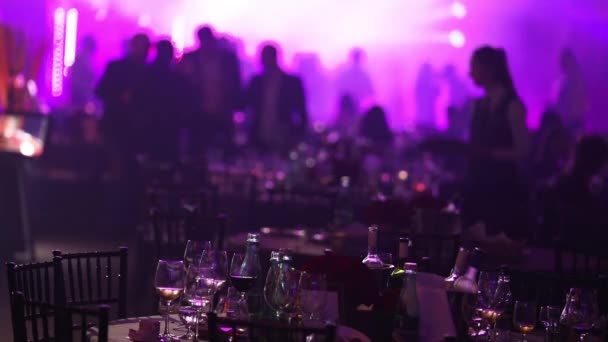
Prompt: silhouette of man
<box><xmin>179</xmin><ymin>26</ymin><xmax>241</xmax><ymax>153</ymax></box>
<box><xmin>95</xmin><ymin>33</ymin><xmax>150</xmax><ymax>172</ymax></box>
<box><xmin>442</xmin><ymin>64</ymin><xmax>470</xmax><ymax>110</ymax></box>
<box><xmin>246</xmin><ymin>43</ymin><xmax>308</xmax><ymax>153</ymax></box>
<box><xmin>69</xmin><ymin>35</ymin><xmax>97</xmax><ymax>113</ymax></box>
<box><xmin>335</xmin><ymin>48</ymin><xmax>374</xmax><ymax>111</ymax></box>
<box><xmin>141</xmin><ymin>39</ymin><xmax>194</xmax><ymax>162</ymax></box>
<box><xmin>294</xmin><ymin>53</ymin><xmax>330</xmax><ymax>126</ymax></box>
<box><xmin>554</xmin><ymin>48</ymin><xmax>588</xmax><ymax>135</ymax></box>
<box><xmin>415</xmin><ymin>63</ymin><xmax>440</xmax><ymax>131</ymax></box>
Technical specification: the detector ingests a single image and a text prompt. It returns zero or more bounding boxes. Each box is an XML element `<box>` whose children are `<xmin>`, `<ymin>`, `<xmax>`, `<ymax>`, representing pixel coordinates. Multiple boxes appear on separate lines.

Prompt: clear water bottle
<box><xmin>394</xmin><ymin>262</ymin><xmax>420</xmax><ymax>340</ymax></box>
<box><xmin>333</xmin><ymin>176</ymin><xmax>354</xmax><ymax>228</ymax></box>
<box><xmin>362</xmin><ymin>225</ymin><xmax>384</xmax><ymax>269</ymax></box>
<box><xmin>263</xmin><ymin>251</ymin><xmax>282</xmax><ymax>319</ymax></box>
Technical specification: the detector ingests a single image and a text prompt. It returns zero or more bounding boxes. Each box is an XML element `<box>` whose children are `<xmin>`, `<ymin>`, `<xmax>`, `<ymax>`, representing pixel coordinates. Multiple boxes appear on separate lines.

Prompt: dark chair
<box><xmin>145</xmin><ymin>184</ymin><xmax>220</xmax><ymax>218</ymax></box>
<box><xmin>10</xmin><ymin>291</ymin><xmax>109</xmax><ymax>342</ymax></box>
<box><xmin>554</xmin><ymin>243</ymin><xmax>608</xmax><ymax>277</ymax></box>
<box><xmin>410</xmin><ymin>233</ymin><xmax>460</xmax><ymax>276</ymax></box>
<box><xmin>206</xmin><ymin>312</ymin><xmax>336</xmax><ymax>342</ymax></box>
<box><xmin>247</xmin><ymin>177</ymin><xmax>337</xmax><ymax>230</ymax></box>
<box><xmin>6</xmin><ymin>255</ymin><xmax>65</xmax><ymax>308</ymax></box>
<box><xmin>6</xmin><ymin>257</ymin><xmax>67</xmax><ymax>341</ymax></box>
<box><xmin>148</xmin><ymin>207</ymin><xmax>228</xmax><ymax>259</ymax></box>
<box><xmin>52</xmin><ymin>247</ymin><xmax>128</xmax><ymax>319</ymax></box>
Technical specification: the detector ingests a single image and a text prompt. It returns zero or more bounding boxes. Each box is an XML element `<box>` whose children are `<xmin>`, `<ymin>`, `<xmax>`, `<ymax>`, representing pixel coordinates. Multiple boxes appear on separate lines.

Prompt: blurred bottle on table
<box><xmin>388</xmin><ymin>237</ymin><xmax>411</xmax><ymax>289</ymax></box>
<box><xmin>394</xmin><ymin>262</ymin><xmax>420</xmax><ymax>341</ymax></box>
<box><xmin>362</xmin><ymin>225</ymin><xmax>384</xmax><ymax>269</ymax></box>
<box><xmin>453</xmin><ymin>247</ymin><xmax>483</xmax><ymax>294</ymax></box>
<box><xmin>243</xmin><ymin>233</ymin><xmax>263</xmax><ymax>316</ymax></box>
<box><xmin>333</xmin><ymin>175</ymin><xmax>354</xmax><ymax>228</ymax></box>
<box><xmin>445</xmin><ymin>247</ymin><xmax>469</xmax><ymax>290</ymax></box>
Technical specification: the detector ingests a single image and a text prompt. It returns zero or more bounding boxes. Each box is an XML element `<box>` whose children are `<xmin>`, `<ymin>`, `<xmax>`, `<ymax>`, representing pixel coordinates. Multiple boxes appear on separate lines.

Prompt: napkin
<box><xmin>416</xmin><ymin>272</ymin><xmax>456</xmax><ymax>342</ymax></box>
<box><xmin>127</xmin><ymin>319</ymin><xmax>160</xmax><ymax>342</ymax></box>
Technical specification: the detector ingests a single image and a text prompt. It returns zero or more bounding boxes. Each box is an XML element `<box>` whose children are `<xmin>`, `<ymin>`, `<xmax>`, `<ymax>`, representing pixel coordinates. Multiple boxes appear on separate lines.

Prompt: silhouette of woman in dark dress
<box><xmin>463</xmin><ymin>46</ymin><xmax>530</xmax><ymax>241</ymax></box>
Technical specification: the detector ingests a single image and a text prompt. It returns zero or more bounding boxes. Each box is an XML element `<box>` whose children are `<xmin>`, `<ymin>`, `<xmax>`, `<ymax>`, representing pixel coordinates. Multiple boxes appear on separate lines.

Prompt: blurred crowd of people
<box><xmin>66</xmin><ymin>26</ymin><xmax>608</xmax><ymax>252</ymax></box>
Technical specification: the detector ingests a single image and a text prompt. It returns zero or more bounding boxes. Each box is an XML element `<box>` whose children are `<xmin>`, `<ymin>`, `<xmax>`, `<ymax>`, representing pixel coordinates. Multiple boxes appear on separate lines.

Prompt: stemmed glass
<box><xmin>183</xmin><ymin>265</ymin><xmax>217</xmax><ymax>341</ymax></box>
<box><xmin>461</xmin><ymin>292</ymin><xmax>486</xmax><ymax>339</ymax></box>
<box><xmin>271</xmin><ymin>267</ymin><xmax>303</xmax><ymax>323</ymax></box>
<box><xmin>155</xmin><ymin>260</ymin><xmax>185</xmax><ymax>340</ymax></box>
<box><xmin>560</xmin><ymin>288</ymin><xmax>599</xmax><ymax>341</ymax></box>
<box><xmin>200</xmin><ymin>250</ymin><xmax>229</xmax><ymax>293</ymax></box>
<box><xmin>539</xmin><ymin>305</ymin><xmax>561</xmax><ymax>341</ymax></box>
<box><xmin>215</xmin><ymin>287</ymin><xmax>250</xmax><ymax>340</ymax></box>
<box><xmin>230</xmin><ymin>253</ymin><xmax>258</xmax><ymax>304</ymax></box>
<box><xmin>184</xmin><ymin>240</ymin><xmax>211</xmax><ymax>268</ymax></box>
<box><xmin>513</xmin><ymin>301</ymin><xmax>537</xmax><ymax>342</ymax></box>
<box><xmin>299</xmin><ymin>272</ymin><xmax>328</xmax><ymax>322</ymax></box>
<box><xmin>178</xmin><ymin>306</ymin><xmax>203</xmax><ymax>340</ymax></box>
<box><xmin>477</xmin><ymin>272</ymin><xmax>500</xmax><ymax>336</ymax></box>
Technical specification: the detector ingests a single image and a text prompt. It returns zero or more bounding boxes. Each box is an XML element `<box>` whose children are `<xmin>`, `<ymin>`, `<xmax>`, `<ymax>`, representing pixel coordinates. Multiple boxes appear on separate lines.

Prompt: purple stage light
<box><xmin>52</xmin><ymin>7</ymin><xmax>66</xmax><ymax>97</ymax></box>
<box><xmin>451</xmin><ymin>2</ymin><xmax>467</xmax><ymax>19</ymax></box>
<box><xmin>64</xmin><ymin>9</ymin><xmax>79</xmax><ymax>69</ymax></box>
<box><xmin>448</xmin><ymin>30</ymin><xmax>466</xmax><ymax>48</ymax></box>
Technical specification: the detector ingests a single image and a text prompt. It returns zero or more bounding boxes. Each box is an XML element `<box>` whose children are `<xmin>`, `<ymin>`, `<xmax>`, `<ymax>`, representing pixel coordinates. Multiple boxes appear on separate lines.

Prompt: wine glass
<box><xmin>540</xmin><ymin>305</ymin><xmax>561</xmax><ymax>341</ymax></box>
<box><xmin>155</xmin><ymin>260</ymin><xmax>185</xmax><ymax>340</ymax></box>
<box><xmin>215</xmin><ymin>287</ymin><xmax>249</xmax><ymax>337</ymax></box>
<box><xmin>461</xmin><ymin>294</ymin><xmax>486</xmax><ymax>339</ymax></box>
<box><xmin>230</xmin><ymin>253</ymin><xmax>258</xmax><ymax>303</ymax></box>
<box><xmin>513</xmin><ymin>301</ymin><xmax>537</xmax><ymax>342</ymax></box>
<box><xmin>185</xmin><ymin>265</ymin><xmax>220</xmax><ymax>341</ymax></box>
<box><xmin>477</xmin><ymin>271</ymin><xmax>500</xmax><ymax>335</ymax></box>
<box><xmin>272</xmin><ymin>267</ymin><xmax>303</xmax><ymax>323</ymax></box>
<box><xmin>299</xmin><ymin>272</ymin><xmax>328</xmax><ymax>322</ymax></box>
<box><xmin>184</xmin><ymin>240</ymin><xmax>211</xmax><ymax>268</ymax></box>
<box><xmin>200</xmin><ymin>250</ymin><xmax>229</xmax><ymax>293</ymax></box>
<box><xmin>560</xmin><ymin>288</ymin><xmax>599</xmax><ymax>341</ymax></box>
<box><xmin>178</xmin><ymin>305</ymin><xmax>204</xmax><ymax>340</ymax></box>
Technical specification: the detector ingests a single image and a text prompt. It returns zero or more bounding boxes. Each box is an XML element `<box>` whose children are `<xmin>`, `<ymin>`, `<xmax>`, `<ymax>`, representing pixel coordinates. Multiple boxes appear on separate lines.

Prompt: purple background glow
<box><xmin>1</xmin><ymin>0</ymin><xmax>607</xmax><ymax>132</ymax></box>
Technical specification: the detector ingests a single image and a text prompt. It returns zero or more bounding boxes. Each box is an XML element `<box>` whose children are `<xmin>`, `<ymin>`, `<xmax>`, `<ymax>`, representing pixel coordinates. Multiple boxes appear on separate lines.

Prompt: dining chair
<box><xmin>409</xmin><ymin>233</ymin><xmax>461</xmax><ymax>276</ymax></box>
<box><xmin>6</xmin><ymin>255</ymin><xmax>65</xmax><ymax>308</ymax></box>
<box><xmin>147</xmin><ymin>206</ymin><xmax>229</xmax><ymax>259</ymax></box>
<box><xmin>51</xmin><ymin>247</ymin><xmax>128</xmax><ymax>319</ymax></box>
<box><xmin>554</xmin><ymin>243</ymin><xmax>608</xmax><ymax>277</ymax></box>
<box><xmin>145</xmin><ymin>183</ymin><xmax>220</xmax><ymax>218</ymax></box>
<box><xmin>6</xmin><ymin>256</ymin><xmax>68</xmax><ymax>342</ymax></box>
<box><xmin>206</xmin><ymin>312</ymin><xmax>336</xmax><ymax>342</ymax></box>
<box><xmin>10</xmin><ymin>291</ymin><xmax>109</xmax><ymax>342</ymax></box>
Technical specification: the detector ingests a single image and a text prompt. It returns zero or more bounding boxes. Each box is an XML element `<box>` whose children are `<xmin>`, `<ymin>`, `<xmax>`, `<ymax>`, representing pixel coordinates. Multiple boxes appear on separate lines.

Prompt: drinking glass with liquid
<box><xmin>513</xmin><ymin>301</ymin><xmax>537</xmax><ymax>342</ymax></box>
<box><xmin>155</xmin><ymin>260</ymin><xmax>185</xmax><ymax>340</ymax></box>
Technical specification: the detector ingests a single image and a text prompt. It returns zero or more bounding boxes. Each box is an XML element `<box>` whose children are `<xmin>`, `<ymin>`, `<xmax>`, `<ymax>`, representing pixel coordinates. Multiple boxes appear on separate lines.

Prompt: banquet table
<box><xmin>90</xmin><ymin>315</ymin><xmax>371</xmax><ymax>342</ymax></box>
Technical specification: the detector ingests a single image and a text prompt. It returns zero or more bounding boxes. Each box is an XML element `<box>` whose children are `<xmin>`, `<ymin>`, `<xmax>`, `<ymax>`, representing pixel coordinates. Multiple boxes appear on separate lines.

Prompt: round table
<box><xmin>94</xmin><ymin>315</ymin><xmax>370</xmax><ymax>342</ymax></box>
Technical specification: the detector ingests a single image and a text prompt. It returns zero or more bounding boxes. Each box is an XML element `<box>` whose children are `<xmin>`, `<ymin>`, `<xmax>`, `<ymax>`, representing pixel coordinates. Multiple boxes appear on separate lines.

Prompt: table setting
<box><xmin>91</xmin><ymin>232</ymin><xmax>370</xmax><ymax>341</ymax></box>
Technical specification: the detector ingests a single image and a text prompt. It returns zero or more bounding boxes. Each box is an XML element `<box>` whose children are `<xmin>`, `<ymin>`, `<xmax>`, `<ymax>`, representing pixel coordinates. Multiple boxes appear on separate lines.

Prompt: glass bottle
<box><xmin>445</xmin><ymin>247</ymin><xmax>469</xmax><ymax>289</ymax></box>
<box><xmin>389</xmin><ymin>237</ymin><xmax>411</xmax><ymax>289</ymax></box>
<box><xmin>394</xmin><ymin>262</ymin><xmax>420</xmax><ymax>339</ymax></box>
<box><xmin>362</xmin><ymin>225</ymin><xmax>384</xmax><ymax>269</ymax></box>
<box><xmin>263</xmin><ymin>251</ymin><xmax>283</xmax><ymax>319</ymax></box>
<box><xmin>243</xmin><ymin>233</ymin><xmax>263</xmax><ymax>315</ymax></box>
<box><xmin>333</xmin><ymin>176</ymin><xmax>354</xmax><ymax>228</ymax></box>
<box><xmin>453</xmin><ymin>247</ymin><xmax>483</xmax><ymax>294</ymax></box>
